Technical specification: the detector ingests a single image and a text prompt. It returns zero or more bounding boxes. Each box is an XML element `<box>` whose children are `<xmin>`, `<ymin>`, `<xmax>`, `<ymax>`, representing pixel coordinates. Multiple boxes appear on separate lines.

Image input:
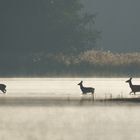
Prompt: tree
<box><xmin>0</xmin><ymin>0</ymin><xmax>100</xmax><ymax>54</ymax></box>
<box><xmin>43</xmin><ymin>0</ymin><xmax>100</xmax><ymax>53</ymax></box>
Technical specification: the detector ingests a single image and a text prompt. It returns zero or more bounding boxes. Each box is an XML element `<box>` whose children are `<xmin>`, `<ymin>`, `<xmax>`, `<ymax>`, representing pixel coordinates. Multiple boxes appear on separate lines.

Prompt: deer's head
<box><xmin>78</xmin><ymin>81</ymin><xmax>83</xmax><ymax>86</ymax></box>
<box><xmin>126</xmin><ymin>77</ymin><xmax>132</xmax><ymax>83</ymax></box>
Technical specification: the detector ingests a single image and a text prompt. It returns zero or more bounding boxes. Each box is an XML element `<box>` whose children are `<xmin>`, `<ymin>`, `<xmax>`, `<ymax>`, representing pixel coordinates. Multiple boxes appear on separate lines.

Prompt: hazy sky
<box><xmin>83</xmin><ymin>0</ymin><xmax>140</xmax><ymax>52</ymax></box>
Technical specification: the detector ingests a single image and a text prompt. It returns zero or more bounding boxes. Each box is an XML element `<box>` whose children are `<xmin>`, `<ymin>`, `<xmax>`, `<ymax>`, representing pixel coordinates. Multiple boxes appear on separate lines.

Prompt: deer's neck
<box><xmin>129</xmin><ymin>81</ymin><xmax>133</xmax><ymax>87</ymax></box>
<box><xmin>80</xmin><ymin>84</ymin><xmax>84</xmax><ymax>90</ymax></box>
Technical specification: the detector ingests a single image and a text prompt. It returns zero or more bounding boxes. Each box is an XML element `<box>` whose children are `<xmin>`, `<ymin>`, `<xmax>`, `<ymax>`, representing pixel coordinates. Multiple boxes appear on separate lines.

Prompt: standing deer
<box><xmin>126</xmin><ymin>77</ymin><xmax>140</xmax><ymax>95</ymax></box>
<box><xmin>0</xmin><ymin>84</ymin><xmax>6</xmax><ymax>94</ymax></box>
<box><xmin>78</xmin><ymin>81</ymin><xmax>95</xmax><ymax>95</ymax></box>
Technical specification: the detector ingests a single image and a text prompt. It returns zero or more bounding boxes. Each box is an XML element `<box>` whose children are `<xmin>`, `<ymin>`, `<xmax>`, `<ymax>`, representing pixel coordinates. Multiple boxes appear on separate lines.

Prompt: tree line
<box><xmin>0</xmin><ymin>0</ymin><xmax>101</xmax><ymax>76</ymax></box>
<box><xmin>0</xmin><ymin>0</ymin><xmax>99</xmax><ymax>54</ymax></box>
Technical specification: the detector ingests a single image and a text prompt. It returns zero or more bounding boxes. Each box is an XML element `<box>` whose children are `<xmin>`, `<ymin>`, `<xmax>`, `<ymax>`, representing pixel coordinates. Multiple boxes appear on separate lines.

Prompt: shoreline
<box><xmin>0</xmin><ymin>96</ymin><xmax>140</xmax><ymax>106</ymax></box>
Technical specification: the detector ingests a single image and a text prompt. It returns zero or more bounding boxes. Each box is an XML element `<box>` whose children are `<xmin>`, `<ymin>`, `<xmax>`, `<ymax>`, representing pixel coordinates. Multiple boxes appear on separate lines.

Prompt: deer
<box><xmin>0</xmin><ymin>84</ymin><xmax>6</xmax><ymax>94</ymax></box>
<box><xmin>78</xmin><ymin>81</ymin><xmax>95</xmax><ymax>95</ymax></box>
<box><xmin>126</xmin><ymin>77</ymin><xmax>140</xmax><ymax>95</ymax></box>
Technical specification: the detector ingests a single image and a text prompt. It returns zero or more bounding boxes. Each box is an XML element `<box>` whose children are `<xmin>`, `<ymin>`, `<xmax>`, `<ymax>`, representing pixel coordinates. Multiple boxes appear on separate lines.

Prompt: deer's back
<box><xmin>131</xmin><ymin>85</ymin><xmax>140</xmax><ymax>92</ymax></box>
<box><xmin>82</xmin><ymin>87</ymin><xmax>95</xmax><ymax>94</ymax></box>
<box><xmin>0</xmin><ymin>84</ymin><xmax>6</xmax><ymax>89</ymax></box>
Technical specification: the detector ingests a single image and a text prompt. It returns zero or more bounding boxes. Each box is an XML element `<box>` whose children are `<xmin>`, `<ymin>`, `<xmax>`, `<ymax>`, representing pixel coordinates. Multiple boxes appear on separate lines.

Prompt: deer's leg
<box><xmin>1</xmin><ymin>90</ymin><xmax>5</xmax><ymax>94</ymax></box>
<box><xmin>2</xmin><ymin>88</ymin><xmax>6</xmax><ymax>94</ymax></box>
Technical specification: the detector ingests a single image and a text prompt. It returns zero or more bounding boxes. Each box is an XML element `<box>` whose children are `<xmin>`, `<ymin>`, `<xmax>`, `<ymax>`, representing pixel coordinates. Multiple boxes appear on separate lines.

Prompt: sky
<box><xmin>83</xmin><ymin>0</ymin><xmax>140</xmax><ymax>52</ymax></box>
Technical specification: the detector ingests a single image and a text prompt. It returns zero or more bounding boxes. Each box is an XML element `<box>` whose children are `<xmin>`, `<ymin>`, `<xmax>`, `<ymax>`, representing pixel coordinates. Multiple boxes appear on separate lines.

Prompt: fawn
<box><xmin>126</xmin><ymin>77</ymin><xmax>140</xmax><ymax>95</ymax></box>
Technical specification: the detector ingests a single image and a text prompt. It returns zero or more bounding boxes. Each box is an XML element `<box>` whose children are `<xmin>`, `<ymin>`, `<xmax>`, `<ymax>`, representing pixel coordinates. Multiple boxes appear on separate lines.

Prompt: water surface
<box><xmin>0</xmin><ymin>78</ymin><xmax>140</xmax><ymax>140</ymax></box>
<box><xmin>0</xmin><ymin>78</ymin><xmax>137</xmax><ymax>98</ymax></box>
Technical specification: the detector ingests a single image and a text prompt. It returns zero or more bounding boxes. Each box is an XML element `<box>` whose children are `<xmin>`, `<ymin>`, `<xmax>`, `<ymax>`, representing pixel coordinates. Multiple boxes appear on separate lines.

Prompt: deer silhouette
<box><xmin>0</xmin><ymin>84</ymin><xmax>6</xmax><ymax>94</ymax></box>
<box><xmin>78</xmin><ymin>81</ymin><xmax>95</xmax><ymax>95</ymax></box>
<box><xmin>126</xmin><ymin>77</ymin><xmax>140</xmax><ymax>95</ymax></box>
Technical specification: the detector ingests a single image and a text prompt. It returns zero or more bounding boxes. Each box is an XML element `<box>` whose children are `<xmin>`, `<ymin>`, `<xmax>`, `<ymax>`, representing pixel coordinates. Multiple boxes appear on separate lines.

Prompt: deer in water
<box><xmin>126</xmin><ymin>77</ymin><xmax>140</xmax><ymax>95</ymax></box>
<box><xmin>78</xmin><ymin>81</ymin><xmax>95</xmax><ymax>95</ymax></box>
<box><xmin>0</xmin><ymin>84</ymin><xmax>6</xmax><ymax>94</ymax></box>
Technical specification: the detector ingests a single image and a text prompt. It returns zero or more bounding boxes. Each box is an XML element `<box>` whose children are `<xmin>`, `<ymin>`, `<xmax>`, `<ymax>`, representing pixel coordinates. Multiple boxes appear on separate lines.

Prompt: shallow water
<box><xmin>0</xmin><ymin>77</ymin><xmax>138</xmax><ymax>98</ymax></box>
<box><xmin>0</xmin><ymin>78</ymin><xmax>140</xmax><ymax>140</ymax></box>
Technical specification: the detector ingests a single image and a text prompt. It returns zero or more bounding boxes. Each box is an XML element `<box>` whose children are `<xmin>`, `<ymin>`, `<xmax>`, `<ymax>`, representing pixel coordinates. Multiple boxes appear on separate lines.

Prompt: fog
<box><xmin>83</xmin><ymin>0</ymin><xmax>140</xmax><ymax>52</ymax></box>
<box><xmin>1</xmin><ymin>106</ymin><xmax>140</xmax><ymax>140</ymax></box>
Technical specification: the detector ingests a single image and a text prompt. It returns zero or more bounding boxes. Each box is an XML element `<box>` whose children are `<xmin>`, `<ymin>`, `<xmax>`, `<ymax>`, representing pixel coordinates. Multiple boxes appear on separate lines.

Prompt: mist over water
<box><xmin>0</xmin><ymin>78</ymin><xmax>140</xmax><ymax>140</ymax></box>
<box><xmin>0</xmin><ymin>105</ymin><xmax>140</xmax><ymax>140</ymax></box>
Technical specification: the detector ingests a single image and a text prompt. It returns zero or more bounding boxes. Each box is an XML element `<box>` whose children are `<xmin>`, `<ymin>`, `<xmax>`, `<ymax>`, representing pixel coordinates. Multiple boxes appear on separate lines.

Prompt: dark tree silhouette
<box><xmin>0</xmin><ymin>0</ymin><xmax>100</xmax><ymax>76</ymax></box>
<box><xmin>0</xmin><ymin>0</ymin><xmax>100</xmax><ymax>54</ymax></box>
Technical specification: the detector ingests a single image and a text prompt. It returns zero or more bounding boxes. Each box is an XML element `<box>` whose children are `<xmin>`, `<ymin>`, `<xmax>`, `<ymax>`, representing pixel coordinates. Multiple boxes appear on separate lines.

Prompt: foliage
<box><xmin>0</xmin><ymin>0</ymin><xmax>99</xmax><ymax>54</ymax></box>
<box><xmin>42</xmin><ymin>0</ymin><xmax>100</xmax><ymax>53</ymax></box>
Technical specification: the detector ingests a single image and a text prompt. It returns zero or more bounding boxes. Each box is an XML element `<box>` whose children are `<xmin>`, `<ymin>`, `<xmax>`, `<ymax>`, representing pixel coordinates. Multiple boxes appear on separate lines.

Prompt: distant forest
<box><xmin>0</xmin><ymin>0</ymin><xmax>139</xmax><ymax>77</ymax></box>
